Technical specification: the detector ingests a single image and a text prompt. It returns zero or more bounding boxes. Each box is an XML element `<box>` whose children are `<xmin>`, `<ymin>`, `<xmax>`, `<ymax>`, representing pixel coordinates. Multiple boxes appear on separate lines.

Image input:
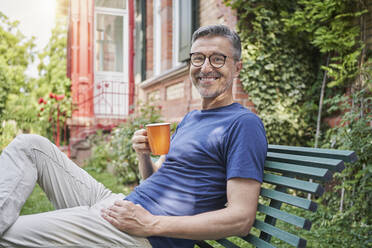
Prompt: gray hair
<box><xmin>191</xmin><ymin>24</ymin><xmax>241</xmax><ymax>61</ymax></box>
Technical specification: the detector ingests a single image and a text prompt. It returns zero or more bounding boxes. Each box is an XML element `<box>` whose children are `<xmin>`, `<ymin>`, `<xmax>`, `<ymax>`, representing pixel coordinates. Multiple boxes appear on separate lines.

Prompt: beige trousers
<box><xmin>0</xmin><ymin>134</ymin><xmax>152</xmax><ymax>248</ymax></box>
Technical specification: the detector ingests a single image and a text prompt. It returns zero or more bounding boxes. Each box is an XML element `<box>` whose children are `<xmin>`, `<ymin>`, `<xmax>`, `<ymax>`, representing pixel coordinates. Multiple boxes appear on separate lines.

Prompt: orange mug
<box><xmin>146</xmin><ymin>123</ymin><xmax>170</xmax><ymax>155</ymax></box>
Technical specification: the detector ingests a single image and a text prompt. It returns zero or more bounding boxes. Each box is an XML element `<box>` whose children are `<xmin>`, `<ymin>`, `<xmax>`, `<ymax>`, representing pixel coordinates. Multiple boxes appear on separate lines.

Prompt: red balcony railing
<box><xmin>68</xmin><ymin>80</ymin><xmax>132</xmax><ymax>156</ymax></box>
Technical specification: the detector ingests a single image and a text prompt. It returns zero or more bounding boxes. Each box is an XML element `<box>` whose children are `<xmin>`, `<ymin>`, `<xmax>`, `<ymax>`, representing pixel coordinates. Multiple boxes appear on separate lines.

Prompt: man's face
<box><xmin>189</xmin><ymin>36</ymin><xmax>241</xmax><ymax>99</ymax></box>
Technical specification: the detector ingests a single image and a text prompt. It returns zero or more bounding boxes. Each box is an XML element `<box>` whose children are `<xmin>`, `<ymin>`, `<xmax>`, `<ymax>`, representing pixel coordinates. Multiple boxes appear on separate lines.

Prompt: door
<box><xmin>94</xmin><ymin>1</ymin><xmax>128</xmax><ymax>118</ymax></box>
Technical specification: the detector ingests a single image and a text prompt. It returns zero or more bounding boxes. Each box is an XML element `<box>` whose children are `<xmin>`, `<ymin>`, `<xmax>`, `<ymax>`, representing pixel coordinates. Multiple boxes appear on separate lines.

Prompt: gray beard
<box><xmin>194</xmin><ymin>78</ymin><xmax>233</xmax><ymax>98</ymax></box>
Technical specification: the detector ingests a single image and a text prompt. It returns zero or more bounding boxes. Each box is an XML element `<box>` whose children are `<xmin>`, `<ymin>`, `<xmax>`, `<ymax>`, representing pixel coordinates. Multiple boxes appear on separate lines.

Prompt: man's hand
<box><xmin>132</xmin><ymin>128</ymin><xmax>165</xmax><ymax>179</ymax></box>
<box><xmin>101</xmin><ymin>200</ymin><xmax>159</xmax><ymax>237</ymax></box>
<box><xmin>132</xmin><ymin>129</ymin><xmax>151</xmax><ymax>155</ymax></box>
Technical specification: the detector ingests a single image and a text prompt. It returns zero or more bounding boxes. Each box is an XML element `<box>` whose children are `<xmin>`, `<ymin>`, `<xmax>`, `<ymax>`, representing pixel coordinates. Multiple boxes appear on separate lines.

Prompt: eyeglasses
<box><xmin>190</xmin><ymin>53</ymin><xmax>227</xmax><ymax>69</ymax></box>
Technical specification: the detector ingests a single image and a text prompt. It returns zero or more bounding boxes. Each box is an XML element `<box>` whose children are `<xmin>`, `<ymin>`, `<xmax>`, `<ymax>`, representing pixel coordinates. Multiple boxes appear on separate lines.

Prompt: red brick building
<box><xmin>66</xmin><ymin>0</ymin><xmax>135</xmax><ymax>163</ymax></box>
<box><xmin>66</xmin><ymin>0</ymin><xmax>253</xmax><ymax>163</ymax></box>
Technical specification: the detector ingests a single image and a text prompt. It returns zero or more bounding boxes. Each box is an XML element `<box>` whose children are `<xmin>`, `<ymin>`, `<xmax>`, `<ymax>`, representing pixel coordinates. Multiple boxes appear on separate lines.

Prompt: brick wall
<box><xmin>137</xmin><ymin>0</ymin><xmax>254</xmax><ymax>123</ymax></box>
<box><xmin>200</xmin><ymin>0</ymin><xmax>237</xmax><ymax>27</ymax></box>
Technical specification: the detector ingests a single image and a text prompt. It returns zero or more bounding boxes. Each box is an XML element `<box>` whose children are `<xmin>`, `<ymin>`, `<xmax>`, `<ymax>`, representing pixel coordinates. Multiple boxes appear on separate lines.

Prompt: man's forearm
<box><xmin>138</xmin><ymin>154</ymin><xmax>164</xmax><ymax>179</ymax></box>
<box><xmin>152</xmin><ymin>206</ymin><xmax>254</xmax><ymax>240</ymax></box>
<box><xmin>137</xmin><ymin>154</ymin><xmax>155</xmax><ymax>179</ymax></box>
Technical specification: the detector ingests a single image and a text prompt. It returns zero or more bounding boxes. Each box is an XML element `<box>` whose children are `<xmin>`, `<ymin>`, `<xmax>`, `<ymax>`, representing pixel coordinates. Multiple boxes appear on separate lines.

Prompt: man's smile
<box><xmin>197</xmin><ymin>72</ymin><xmax>222</xmax><ymax>85</ymax></box>
<box><xmin>198</xmin><ymin>77</ymin><xmax>220</xmax><ymax>86</ymax></box>
<box><xmin>198</xmin><ymin>77</ymin><xmax>220</xmax><ymax>81</ymax></box>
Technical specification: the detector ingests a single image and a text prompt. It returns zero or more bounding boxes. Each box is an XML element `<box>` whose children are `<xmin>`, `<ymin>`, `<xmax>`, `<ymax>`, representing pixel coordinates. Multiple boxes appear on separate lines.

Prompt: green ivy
<box><xmin>225</xmin><ymin>0</ymin><xmax>368</xmax><ymax>144</ymax></box>
<box><xmin>282</xmin><ymin>0</ymin><xmax>368</xmax><ymax>87</ymax></box>
<box><xmin>226</xmin><ymin>0</ymin><xmax>319</xmax><ymax>145</ymax></box>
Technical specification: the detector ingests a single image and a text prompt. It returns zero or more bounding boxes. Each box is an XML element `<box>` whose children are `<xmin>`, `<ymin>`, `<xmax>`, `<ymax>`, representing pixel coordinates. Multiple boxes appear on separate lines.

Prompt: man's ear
<box><xmin>234</xmin><ymin>60</ymin><xmax>243</xmax><ymax>78</ymax></box>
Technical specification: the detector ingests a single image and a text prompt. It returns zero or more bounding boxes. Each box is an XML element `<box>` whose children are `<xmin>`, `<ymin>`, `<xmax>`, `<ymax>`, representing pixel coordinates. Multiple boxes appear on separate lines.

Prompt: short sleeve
<box><xmin>224</xmin><ymin>113</ymin><xmax>267</xmax><ymax>183</ymax></box>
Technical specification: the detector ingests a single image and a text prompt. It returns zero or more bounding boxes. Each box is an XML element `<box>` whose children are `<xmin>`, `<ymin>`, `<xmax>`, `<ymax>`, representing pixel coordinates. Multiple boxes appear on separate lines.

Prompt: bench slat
<box><xmin>263</xmin><ymin>173</ymin><xmax>324</xmax><ymax>196</ymax></box>
<box><xmin>195</xmin><ymin>241</ymin><xmax>215</xmax><ymax>248</ymax></box>
<box><xmin>254</xmin><ymin>220</ymin><xmax>307</xmax><ymax>248</ymax></box>
<box><xmin>257</xmin><ymin>204</ymin><xmax>311</xmax><ymax>230</ymax></box>
<box><xmin>242</xmin><ymin>234</ymin><xmax>276</xmax><ymax>248</ymax></box>
<box><xmin>260</xmin><ymin>188</ymin><xmax>317</xmax><ymax>212</ymax></box>
<box><xmin>216</xmin><ymin>239</ymin><xmax>240</xmax><ymax>248</ymax></box>
<box><xmin>267</xmin><ymin>152</ymin><xmax>345</xmax><ymax>172</ymax></box>
<box><xmin>268</xmin><ymin>145</ymin><xmax>357</xmax><ymax>163</ymax></box>
<box><xmin>264</xmin><ymin>161</ymin><xmax>332</xmax><ymax>181</ymax></box>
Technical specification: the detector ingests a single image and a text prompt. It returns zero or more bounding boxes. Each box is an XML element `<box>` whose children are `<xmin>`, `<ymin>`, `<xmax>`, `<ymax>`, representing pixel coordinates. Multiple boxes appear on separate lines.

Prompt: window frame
<box><xmin>172</xmin><ymin>0</ymin><xmax>181</xmax><ymax>67</ymax></box>
<box><xmin>153</xmin><ymin>0</ymin><xmax>162</xmax><ymax>76</ymax></box>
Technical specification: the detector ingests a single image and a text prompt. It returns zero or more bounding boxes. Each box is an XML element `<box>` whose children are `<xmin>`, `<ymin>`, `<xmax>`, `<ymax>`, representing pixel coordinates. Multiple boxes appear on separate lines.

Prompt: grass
<box><xmin>20</xmin><ymin>169</ymin><xmax>134</xmax><ymax>215</ymax></box>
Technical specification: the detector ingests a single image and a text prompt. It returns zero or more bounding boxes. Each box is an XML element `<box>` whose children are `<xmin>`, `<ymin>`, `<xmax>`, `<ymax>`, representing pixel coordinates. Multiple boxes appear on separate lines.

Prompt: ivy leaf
<box><xmin>264</xmin><ymin>63</ymin><xmax>275</xmax><ymax>71</ymax></box>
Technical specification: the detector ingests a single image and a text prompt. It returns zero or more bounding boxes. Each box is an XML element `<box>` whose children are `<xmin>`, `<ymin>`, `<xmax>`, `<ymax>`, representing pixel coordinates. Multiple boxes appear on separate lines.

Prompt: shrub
<box><xmin>85</xmin><ymin>103</ymin><xmax>163</xmax><ymax>185</ymax></box>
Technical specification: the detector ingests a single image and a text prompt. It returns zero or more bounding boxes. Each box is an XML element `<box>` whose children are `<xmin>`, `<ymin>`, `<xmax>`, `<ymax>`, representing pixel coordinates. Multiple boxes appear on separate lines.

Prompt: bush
<box><xmin>85</xmin><ymin>103</ymin><xmax>163</xmax><ymax>185</ymax></box>
<box><xmin>0</xmin><ymin>120</ymin><xmax>19</xmax><ymax>152</ymax></box>
<box><xmin>307</xmin><ymin>89</ymin><xmax>372</xmax><ymax>247</ymax></box>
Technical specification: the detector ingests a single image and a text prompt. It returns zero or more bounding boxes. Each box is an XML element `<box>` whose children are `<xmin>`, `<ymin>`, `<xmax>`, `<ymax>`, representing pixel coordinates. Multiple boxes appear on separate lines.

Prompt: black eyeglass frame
<box><xmin>189</xmin><ymin>52</ymin><xmax>228</xmax><ymax>69</ymax></box>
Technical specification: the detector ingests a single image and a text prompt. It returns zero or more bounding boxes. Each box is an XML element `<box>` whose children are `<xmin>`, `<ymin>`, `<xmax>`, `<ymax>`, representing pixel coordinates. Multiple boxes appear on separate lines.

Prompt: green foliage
<box><xmin>324</xmin><ymin>90</ymin><xmax>371</xmax><ymax>218</ymax></box>
<box><xmin>0</xmin><ymin>13</ymin><xmax>71</xmax><ymax>151</ymax></box>
<box><xmin>0</xmin><ymin>120</ymin><xmax>19</xmax><ymax>152</ymax></box>
<box><xmin>282</xmin><ymin>0</ymin><xmax>368</xmax><ymax>87</ymax></box>
<box><xmin>0</xmin><ymin>12</ymin><xmax>38</xmax><ymax>151</ymax></box>
<box><xmin>35</xmin><ymin>20</ymin><xmax>71</xmax><ymax>142</ymax></box>
<box><xmin>271</xmin><ymin>89</ymin><xmax>372</xmax><ymax>248</ymax></box>
<box><xmin>225</xmin><ymin>0</ymin><xmax>368</xmax><ymax>146</ymax></box>
<box><xmin>85</xmin><ymin>103</ymin><xmax>163</xmax><ymax>185</ymax></box>
<box><xmin>37</xmin><ymin>21</ymin><xmax>71</xmax><ymax>96</ymax></box>
<box><xmin>0</xmin><ymin>12</ymin><xmax>35</xmax><ymax>116</ymax></box>
<box><xmin>226</xmin><ymin>0</ymin><xmax>319</xmax><ymax>145</ymax></box>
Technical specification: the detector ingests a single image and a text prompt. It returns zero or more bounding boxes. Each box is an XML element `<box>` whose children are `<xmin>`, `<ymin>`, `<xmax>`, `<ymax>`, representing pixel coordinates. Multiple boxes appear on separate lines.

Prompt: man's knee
<box><xmin>14</xmin><ymin>134</ymin><xmax>52</xmax><ymax>151</ymax></box>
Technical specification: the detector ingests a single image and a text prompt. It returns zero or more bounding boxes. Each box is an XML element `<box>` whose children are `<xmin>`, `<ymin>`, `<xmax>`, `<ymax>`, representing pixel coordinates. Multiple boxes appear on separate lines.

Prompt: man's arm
<box><xmin>101</xmin><ymin>177</ymin><xmax>261</xmax><ymax>240</ymax></box>
<box><xmin>131</xmin><ymin>129</ymin><xmax>165</xmax><ymax>179</ymax></box>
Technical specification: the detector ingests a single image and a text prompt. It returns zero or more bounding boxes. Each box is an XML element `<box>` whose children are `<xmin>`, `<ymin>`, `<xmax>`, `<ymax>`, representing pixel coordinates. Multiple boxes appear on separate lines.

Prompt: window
<box><xmin>94</xmin><ymin>1</ymin><xmax>128</xmax><ymax>117</ymax></box>
<box><xmin>134</xmin><ymin>0</ymin><xmax>146</xmax><ymax>82</ymax></box>
<box><xmin>172</xmin><ymin>0</ymin><xmax>180</xmax><ymax>66</ymax></box>
<box><xmin>177</xmin><ymin>0</ymin><xmax>198</xmax><ymax>62</ymax></box>
<box><xmin>95</xmin><ymin>13</ymin><xmax>124</xmax><ymax>72</ymax></box>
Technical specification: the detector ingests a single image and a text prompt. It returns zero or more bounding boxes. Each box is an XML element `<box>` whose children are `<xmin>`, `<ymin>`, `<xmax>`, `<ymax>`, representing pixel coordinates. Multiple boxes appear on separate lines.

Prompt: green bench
<box><xmin>195</xmin><ymin>144</ymin><xmax>357</xmax><ymax>248</ymax></box>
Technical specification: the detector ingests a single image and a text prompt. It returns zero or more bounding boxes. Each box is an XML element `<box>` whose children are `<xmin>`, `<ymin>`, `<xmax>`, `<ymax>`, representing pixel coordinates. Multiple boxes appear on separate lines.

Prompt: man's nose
<box><xmin>200</xmin><ymin>58</ymin><xmax>214</xmax><ymax>73</ymax></box>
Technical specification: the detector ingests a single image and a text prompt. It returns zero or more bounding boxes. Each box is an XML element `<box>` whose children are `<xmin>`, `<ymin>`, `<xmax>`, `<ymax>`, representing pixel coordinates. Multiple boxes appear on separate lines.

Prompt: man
<box><xmin>0</xmin><ymin>25</ymin><xmax>267</xmax><ymax>248</ymax></box>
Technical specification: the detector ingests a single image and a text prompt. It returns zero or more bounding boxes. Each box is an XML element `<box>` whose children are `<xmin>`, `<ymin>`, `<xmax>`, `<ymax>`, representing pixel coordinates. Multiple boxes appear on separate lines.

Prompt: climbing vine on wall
<box><xmin>226</xmin><ymin>0</ymin><xmax>319</xmax><ymax>146</ymax></box>
<box><xmin>282</xmin><ymin>0</ymin><xmax>368</xmax><ymax>88</ymax></box>
<box><xmin>225</xmin><ymin>0</ymin><xmax>369</xmax><ymax>146</ymax></box>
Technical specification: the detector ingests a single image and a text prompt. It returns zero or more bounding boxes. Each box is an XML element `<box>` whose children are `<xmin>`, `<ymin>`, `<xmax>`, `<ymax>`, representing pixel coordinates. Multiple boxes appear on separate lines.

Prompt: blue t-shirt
<box><xmin>125</xmin><ymin>103</ymin><xmax>267</xmax><ymax>248</ymax></box>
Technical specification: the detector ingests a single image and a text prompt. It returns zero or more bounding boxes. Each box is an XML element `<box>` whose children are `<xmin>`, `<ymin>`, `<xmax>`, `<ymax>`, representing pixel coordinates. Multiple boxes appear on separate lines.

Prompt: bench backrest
<box><xmin>196</xmin><ymin>145</ymin><xmax>357</xmax><ymax>248</ymax></box>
